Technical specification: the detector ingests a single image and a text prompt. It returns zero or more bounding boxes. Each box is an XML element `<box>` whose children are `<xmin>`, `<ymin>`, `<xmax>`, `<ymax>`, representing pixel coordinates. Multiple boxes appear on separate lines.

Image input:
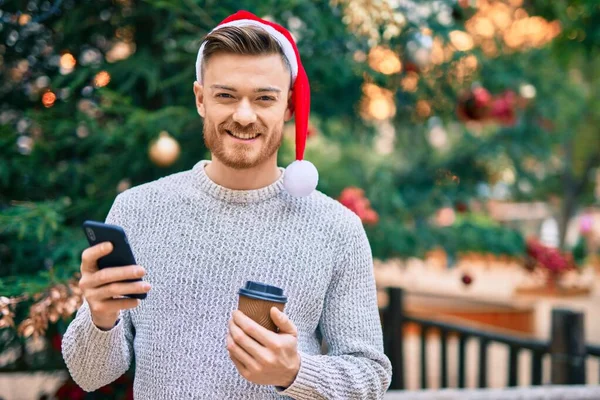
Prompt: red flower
<box><xmin>363</xmin><ymin>209</ymin><xmax>379</xmax><ymax>225</ymax></box>
<box><xmin>526</xmin><ymin>238</ymin><xmax>575</xmax><ymax>274</ymax></box>
<box><xmin>338</xmin><ymin>187</ymin><xmax>379</xmax><ymax>225</ymax></box>
<box><xmin>455</xmin><ymin>202</ymin><xmax>468</xmax><ymax>213</ymax></box>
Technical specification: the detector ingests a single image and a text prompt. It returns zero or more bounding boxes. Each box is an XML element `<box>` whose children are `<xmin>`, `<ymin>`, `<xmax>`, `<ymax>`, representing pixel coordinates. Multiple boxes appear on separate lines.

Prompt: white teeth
<box><xmin>229</xmin><ymin>131</ymin><xmax>259</xmax><ymax>140</ymax></box>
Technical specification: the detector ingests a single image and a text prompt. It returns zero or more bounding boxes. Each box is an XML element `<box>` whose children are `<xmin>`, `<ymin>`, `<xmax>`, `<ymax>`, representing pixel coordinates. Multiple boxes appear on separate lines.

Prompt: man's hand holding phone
<box><xmin>79</xmin><ymin>242</ymin><xmax>151</xmax><ymax>330</ymax></box>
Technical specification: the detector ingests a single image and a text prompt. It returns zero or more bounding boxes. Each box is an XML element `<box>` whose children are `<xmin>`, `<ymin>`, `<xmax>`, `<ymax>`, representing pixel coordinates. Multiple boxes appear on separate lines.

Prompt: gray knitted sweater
<box><xmin>62</xmin><ymin>160</ymin><xmax>392</xmax><ymax>399</ymax></box>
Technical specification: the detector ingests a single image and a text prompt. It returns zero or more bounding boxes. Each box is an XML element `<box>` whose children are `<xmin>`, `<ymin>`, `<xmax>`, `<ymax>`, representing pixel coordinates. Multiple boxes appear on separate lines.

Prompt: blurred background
<box><xmin>1</xmin><ymin>0</ymin><xmax>599</xmax><ymax>398</ymax></box>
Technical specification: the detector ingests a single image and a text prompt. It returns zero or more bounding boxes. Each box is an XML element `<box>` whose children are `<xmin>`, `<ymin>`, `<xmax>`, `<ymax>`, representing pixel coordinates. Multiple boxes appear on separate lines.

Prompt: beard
<box><xmin>203</xmin><ymin>117</ymin><xmax>283</xmax><ymax>169</ymax></box>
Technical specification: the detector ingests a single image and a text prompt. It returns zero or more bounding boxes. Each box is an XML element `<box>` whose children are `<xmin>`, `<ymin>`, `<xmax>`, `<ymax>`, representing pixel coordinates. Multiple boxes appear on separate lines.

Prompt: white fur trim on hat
<box><xmin>196</xmin><ymin>19</ymin><xmax>298</xmax><ymax>83</ymax></box>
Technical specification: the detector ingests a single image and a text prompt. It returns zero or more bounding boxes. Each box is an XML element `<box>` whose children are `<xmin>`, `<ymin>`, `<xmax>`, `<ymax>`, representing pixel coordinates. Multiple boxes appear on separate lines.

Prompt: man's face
<box><xmin>193</xmin><ymin>53</ymin><xmax>292</xmax><ymax>170</ymax></box>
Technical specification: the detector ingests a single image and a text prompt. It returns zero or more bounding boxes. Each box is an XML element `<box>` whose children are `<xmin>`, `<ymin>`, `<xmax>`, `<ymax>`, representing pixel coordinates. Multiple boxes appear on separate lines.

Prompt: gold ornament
<box><xmin>149</xmin><ymin>131</ymin><xmax>181</xmax><ymax>167</ymax></box>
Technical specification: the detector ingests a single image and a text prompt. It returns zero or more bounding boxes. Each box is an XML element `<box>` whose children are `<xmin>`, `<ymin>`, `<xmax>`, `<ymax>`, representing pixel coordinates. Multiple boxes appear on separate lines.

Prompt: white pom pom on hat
<box><xmin>196</xmin><ymin>10</ymin><xmax>318</xmax><ymax>197</ymax></box>
<box><xmin>283</xmin><ymin>160</ymin><xmax>319</xmax><ymax>197</ymax></box>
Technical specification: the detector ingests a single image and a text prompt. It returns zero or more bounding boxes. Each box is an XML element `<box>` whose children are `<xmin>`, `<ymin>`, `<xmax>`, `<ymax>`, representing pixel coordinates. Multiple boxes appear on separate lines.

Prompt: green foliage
<box><xmin>366</xmin><ymin>213</ymin><xmax>525</xmax><ymax>261</ymax></box>
<box><xmin>572</xmin><ymin>236</ymin><xmax>587</xmax><ymax>266</ymax></box>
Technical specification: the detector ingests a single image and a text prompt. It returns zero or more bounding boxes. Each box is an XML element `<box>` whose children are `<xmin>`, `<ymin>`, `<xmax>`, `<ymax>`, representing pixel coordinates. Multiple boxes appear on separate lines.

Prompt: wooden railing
<box><xmin>382</xmin><ymin>287</ymin><xmax>599</xmax><ymax>390</ymax></box>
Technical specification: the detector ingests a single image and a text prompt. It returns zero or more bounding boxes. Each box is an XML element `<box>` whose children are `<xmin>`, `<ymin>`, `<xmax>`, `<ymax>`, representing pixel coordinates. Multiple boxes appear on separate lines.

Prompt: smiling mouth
<box><xmin>226</xmin><ymin>130</ymin><xmax>260</xmax><ymax>140</ymax></box>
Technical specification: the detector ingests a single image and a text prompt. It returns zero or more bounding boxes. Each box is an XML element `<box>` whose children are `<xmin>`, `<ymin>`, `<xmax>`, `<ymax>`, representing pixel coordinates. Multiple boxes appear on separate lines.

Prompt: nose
<box><xmin>232</xmin><ymin>98</ymin><xmax>257</xmax><ymax>126</ymax></box>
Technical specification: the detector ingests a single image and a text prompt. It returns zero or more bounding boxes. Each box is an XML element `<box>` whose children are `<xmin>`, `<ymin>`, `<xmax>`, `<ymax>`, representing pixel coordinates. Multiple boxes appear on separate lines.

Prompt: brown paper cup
<box><xmin>238</xmin><ymin>295</ymin><xmax>285</xmax><ymax>332</ymax></box>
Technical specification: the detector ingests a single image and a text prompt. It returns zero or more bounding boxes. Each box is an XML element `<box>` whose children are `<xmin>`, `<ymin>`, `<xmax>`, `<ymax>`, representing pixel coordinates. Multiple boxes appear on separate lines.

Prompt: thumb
<box><xmin>271</xmin><ymin>307</ymin><xmax>297</xmax><ymax>336</ymax></box>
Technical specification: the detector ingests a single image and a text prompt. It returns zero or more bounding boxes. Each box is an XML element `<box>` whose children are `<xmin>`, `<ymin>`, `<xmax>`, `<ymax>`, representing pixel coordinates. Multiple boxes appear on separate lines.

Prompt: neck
<box><xmin>204</xmin><ymin>156</ymin><xmax>281</xmax><ymax>190</ymax></box>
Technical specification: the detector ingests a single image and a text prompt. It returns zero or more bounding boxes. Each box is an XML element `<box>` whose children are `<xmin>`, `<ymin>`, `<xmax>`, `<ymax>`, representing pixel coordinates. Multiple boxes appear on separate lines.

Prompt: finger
<box><xmin>233</xmin><ymin>310</ymin><xmax>277</xmax><ymax>347</ymax></box>
<box><xmin>88</xmin><ymin>265</ymin><xmax>146</xmax><ymax>288</ymax></box>
<box><xmin>229</xmin><ymin>318</ymin><xmax>267</xmax><ymax>360</ymax></box>
<box><xmin>88</xmin><ymin>280</ymin><xmax>151</xmax><ymax>301</ymax></box>
<box><xmin>227</xmin><ymin>332</ymin><xmax>259</xmax><ymax>372</ymax></box>
<box><xmin>92</xmin><ymin>298</ymin><xmax>141</xmax><ymax>315</ymax></box>
<box><xmin>81</xmin><ymin>242</ymin><xmax>113</xmax><ymax>273</ymax></box>
<box><xmin>270</xmin><ymin>308</ymin><xmax>298</xmax><ymax>336</ymax></box>
<box><xmin>229</xmin><ymin>349</ymin><xmax>249</xmax><ymax>377</ymax></box>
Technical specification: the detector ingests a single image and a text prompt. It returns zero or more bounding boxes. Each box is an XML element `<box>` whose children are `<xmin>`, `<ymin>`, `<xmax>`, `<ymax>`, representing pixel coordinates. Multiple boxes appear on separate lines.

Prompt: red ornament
<box><xmin>455</xmin><ymin>202</ymin><xmax>468</xmax><ymax>213</ymax></box>
<box><xmin>489</xmin><ymin>90</ymin><xmax>517</xmax><ymax>126</ymax></box>
<box><xmin>461</xmin><ymin>273</ymin><xmax>473</xmax><ymax>286</ymax></box>
<box><xmin>457</xmin><ymin>87</ymin><xmax>492</xmax><ymax>121</ymax></box>
<box><xmin>404</xmin><ymin>61</ymin><xmax>421</xmax><ymax>74</ymax></box>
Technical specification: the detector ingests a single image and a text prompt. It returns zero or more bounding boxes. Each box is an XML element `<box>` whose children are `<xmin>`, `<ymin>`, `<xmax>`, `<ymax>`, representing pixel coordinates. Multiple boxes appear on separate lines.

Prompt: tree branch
<box><xmin>575</xmin><ymin>153</ymin><xmax>600</xmax><ymax>195</ymax></box>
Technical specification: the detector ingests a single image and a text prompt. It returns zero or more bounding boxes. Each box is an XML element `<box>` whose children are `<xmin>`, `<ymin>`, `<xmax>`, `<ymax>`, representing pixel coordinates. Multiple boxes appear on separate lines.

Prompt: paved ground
<box><xmin>384</xmin><ymin>385</ymin><xmax>600</xmax><ymax>399</ymax></box>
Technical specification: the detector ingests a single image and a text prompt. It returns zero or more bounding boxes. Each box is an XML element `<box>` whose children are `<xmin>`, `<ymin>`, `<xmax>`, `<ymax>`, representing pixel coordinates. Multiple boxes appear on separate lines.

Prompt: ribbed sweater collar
<box><xmin>192</xmin><ymin>160</ymin><xmax>285</xmax><ymax>204</ymax></box>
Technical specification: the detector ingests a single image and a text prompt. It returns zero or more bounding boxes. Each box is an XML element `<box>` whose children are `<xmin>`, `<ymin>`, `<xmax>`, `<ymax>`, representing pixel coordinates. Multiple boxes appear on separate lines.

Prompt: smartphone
<box><xmin>82</xmin><ymin>220</ymin><xmax>147</xmax><ymax>300</ymax></box>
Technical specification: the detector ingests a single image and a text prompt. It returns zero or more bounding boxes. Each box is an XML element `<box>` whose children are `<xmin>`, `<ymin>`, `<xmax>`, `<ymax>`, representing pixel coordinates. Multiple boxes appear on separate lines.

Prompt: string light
<box><xmin>449</xmin><ymin>31</ymin><xmax>475</xmax><ymax>51</ymax></box>
<box><xmin>106</xmin><ymin>41</ymin><xmax>135</xmax><ymax>62</ymax></box>
<box><xmin>17</xmin><ymin>136</ymin><xmax>34</xmax><ymax>155</ymax></box>
<box><xmin>416</xmin><ymin>100</ymin><xmax>431</xmax><ymax>118</ymax></box>
<box><xmin>93</xmin><ymin>71</ymin><xmax>111</xmax><ymax>87</ymax></box>
<box><xmin>360</xmin><ymin>83</ymin><xmax>396</xmax><ymax>120</ymax></box>
<box><xmin>18</xmin><ymin>14</ymin><xmax>31</xmax><ymax>25</ymax></box>
<box><xmin>401</xmin><ymin>72</ymin><xmax>419</xmax><ymax>92</ymax></box>
<box><xmin>42</xmin><ymin>91</ymin><xmax>56</xmax><ymax>108</ymax></box>
<box><xmin>59</xmin><ymin>53</ymin><xmax>76</xmax><ymax>74</ymax></box>
<box><xmin>368</xmin><ymin>46</ymin><xmax>402</xmax><ymax>75</ymax></box>
<box><xmin>463</xmin><ymin>1</ymin><xmax>561</xmax><ymax>51</ymax></box>
<box><xmin>519</xmin><ymin>83</ymin><xmax>536</xmax><ymax>99</ymax></box>
<box><xmin>353</xmin><ymin>50</ymin><xmax>367</xmax><ymax>63</ymax></box>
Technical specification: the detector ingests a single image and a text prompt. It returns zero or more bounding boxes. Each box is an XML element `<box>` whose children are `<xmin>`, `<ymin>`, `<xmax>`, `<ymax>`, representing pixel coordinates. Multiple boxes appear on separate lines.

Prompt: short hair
<box><xmin>200</xmin><ymin>25</ymin><xmax>292</xmax><ymax>84</ymax></box>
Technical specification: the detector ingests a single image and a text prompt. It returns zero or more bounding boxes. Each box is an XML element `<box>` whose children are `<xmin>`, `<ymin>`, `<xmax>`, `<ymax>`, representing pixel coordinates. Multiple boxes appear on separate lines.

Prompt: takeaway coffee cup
<box><xmin>238</xmin><ymin>281</ymin><xmax>287</xmax><ymax>332</ymax></box>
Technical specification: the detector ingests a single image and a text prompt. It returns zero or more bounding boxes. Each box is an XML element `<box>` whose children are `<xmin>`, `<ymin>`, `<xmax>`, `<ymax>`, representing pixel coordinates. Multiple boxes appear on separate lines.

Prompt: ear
<box><xmin>193</xmin><ymin>81</ymin><xmax>206</xmax><ymax>118</ymax></box>
<box><xmin>284</xmin><ymin>89</ymin><xmax>293</xmax><ymax>122</ymax></box>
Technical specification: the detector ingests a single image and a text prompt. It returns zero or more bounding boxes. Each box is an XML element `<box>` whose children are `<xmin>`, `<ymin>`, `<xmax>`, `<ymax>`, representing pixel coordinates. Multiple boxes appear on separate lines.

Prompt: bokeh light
<box><xmin>94</xmin><ymin>71</ymin><xmax>111</xmax><ymax>88</ymax></box>
<box><xmin>42</xmin><ymin>91</ymin><xmax>56</xmax><ymax>108</ymax></box>
<box><xmin>368</xmin><ymin>46</ymin><xmax>402</xmax><ymax>75</ymax></box>
<box><xmin>360</xmin><ymin>83</ymin><xmax>396</xmax><ymax>121</ymax></box>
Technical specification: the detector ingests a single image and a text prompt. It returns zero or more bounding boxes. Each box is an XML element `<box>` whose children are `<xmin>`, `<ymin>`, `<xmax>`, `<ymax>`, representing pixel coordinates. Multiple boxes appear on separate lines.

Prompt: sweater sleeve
<box><xmin>61</xmin><ymin>194</ymin><xmax>136</xmax><ymax>392</ymax></box>
<box><xmin>278</xmin><ymin>217</ymin><xmax>392</xmax><ymax>399</ymax></box>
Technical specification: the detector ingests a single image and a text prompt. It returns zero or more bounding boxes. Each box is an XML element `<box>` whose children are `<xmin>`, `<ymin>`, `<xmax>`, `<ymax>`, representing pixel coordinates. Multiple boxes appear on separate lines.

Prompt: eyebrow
<box><xmin>210</xmin><ymin>84</ymin><xmax>281</xmax><ymax>93</ymax></box>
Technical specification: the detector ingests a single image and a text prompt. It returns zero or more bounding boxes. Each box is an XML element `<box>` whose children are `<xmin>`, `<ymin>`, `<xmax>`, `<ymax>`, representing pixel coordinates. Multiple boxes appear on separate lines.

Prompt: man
<box><xmin>62</xmin><ymin>10</ymin><xmax>392</xmax><ymax>399</ymax></box>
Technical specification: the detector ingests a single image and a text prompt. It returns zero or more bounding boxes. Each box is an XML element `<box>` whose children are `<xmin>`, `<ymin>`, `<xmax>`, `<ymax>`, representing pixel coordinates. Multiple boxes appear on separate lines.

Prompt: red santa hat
<box><xmin>195</xmin><ymin>10</ymin><xmax>318</xmax><ymax>197</ymax></box>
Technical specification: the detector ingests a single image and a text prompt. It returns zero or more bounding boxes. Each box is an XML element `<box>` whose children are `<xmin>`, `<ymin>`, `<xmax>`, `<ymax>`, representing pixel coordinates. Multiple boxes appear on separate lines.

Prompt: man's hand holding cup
<box><xmin>227</xmin><ymin>307</ymin><xmax>300</xmax><ymax>388</ymax></box>
<box><xmin>227</xmin><ymin>281</ymin><xmax>299</xmax><ymax>388</ymax></box>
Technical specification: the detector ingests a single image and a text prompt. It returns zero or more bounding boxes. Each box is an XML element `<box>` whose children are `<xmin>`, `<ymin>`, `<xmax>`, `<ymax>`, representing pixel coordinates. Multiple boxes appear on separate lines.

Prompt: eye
<box><xmin>257</xmin><ymin>96</ymin><xmax>276</xmax><ymax>102</ymax></box>
<box><xmin>216</xmin><ymin>93</ymin><xmax>234</xmax><ymax>99</ymax></box>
